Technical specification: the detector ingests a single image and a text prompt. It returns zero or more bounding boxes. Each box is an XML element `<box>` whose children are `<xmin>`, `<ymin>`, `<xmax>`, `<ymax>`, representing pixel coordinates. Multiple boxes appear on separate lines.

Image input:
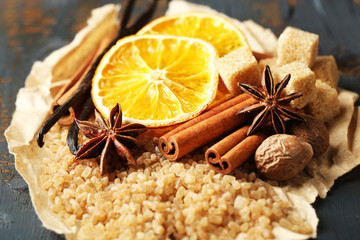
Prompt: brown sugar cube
<box><xmin>311</xmin><ymin>56</ymin><xmax>339</xmax><ymax>88</ymax></box>
<box><xmin>258</xmin><ymin>57</ymin><xmax>278</xmax><ymax>73</ymax></box>
<box><xmin>277</xmin><ymin>26</ymin><xmax>319</xmax><ymax>67</ymax></box>
<box><xmin>305</xmin><ymin>80</ymin><xmax>340</xmax><ymax>122</ymax></box>
<box><xmin>217</xmin><ymin>47</ymin><xmax>261</xmax><ymax>96</ymax></box>
<box><xmin>276</xmin><ymin>62</ymin><xmax>316</xmax><ymax>109</ymax></box>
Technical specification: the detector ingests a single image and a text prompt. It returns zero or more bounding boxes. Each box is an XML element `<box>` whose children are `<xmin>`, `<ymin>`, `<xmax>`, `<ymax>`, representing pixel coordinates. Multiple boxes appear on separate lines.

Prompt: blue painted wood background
<box><xmin>1</xmin><ymin>0</ymin><xmax>360</xmax><ymax>239</ymax></box>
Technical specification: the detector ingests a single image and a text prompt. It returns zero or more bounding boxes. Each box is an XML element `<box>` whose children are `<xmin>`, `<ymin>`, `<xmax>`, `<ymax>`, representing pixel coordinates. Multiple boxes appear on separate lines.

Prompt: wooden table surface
<box><xmin>1</xmin><ymin>0</ymin><xmax>360</xmax><ymax>239</ymax></box>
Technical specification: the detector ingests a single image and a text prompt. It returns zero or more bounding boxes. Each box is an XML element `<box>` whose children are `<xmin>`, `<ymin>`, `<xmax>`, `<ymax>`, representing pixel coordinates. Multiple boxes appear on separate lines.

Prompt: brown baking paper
<box><xmin>5</xmin><ymin>1</ymin><xmax>360</xmax><ymax>239</ymax></box>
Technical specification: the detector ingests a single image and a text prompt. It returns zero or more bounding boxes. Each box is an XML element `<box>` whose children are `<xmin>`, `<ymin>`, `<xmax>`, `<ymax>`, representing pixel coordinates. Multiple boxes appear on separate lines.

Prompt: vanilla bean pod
<box><xmin>67</xmin><ymin>94</ymin><xmax>94</xmax><ymax>154</ymax></box>
<box><xmin>37</xmin><ymin>68</ymin><xmax>94</xmax><ymax>147</ymax></box>
<box><xmin>123</xmin><ymin>0</ymin><xmax>159</xmax><ymax>35</ymax></box>
<box><xmin>36</xmin><ymin>0</ymin><xmax>159</xmax><ymax>148</ymax></box>
<box><xmin>119</xmin><ymin>0</ymin><xmax>136</xmax><ymax>35</ymax></box>
<box><xmin>36</xmin><ymin>38</ymin><xmax>118</xmax><ymax>148</ymax></box>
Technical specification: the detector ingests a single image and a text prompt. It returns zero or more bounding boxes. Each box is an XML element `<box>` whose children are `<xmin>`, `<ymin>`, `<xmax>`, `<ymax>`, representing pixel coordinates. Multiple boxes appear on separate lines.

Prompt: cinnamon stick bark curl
<box><xmin>205</xmin><ymin>126</ymin><xmax>268</xmax><ymax>174</ymax></box>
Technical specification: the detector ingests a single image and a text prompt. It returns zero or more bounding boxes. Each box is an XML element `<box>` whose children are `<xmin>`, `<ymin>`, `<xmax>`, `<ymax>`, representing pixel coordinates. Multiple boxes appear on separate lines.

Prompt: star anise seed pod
<box><xmin>75</xmin><ymin>103</ymin><xmax>147</xmax><ymax>175</ymax></box>
<box><xmin>237</xmin><ymin>65</ymin><xmax>305</xmax><ymax>135</ymax></box>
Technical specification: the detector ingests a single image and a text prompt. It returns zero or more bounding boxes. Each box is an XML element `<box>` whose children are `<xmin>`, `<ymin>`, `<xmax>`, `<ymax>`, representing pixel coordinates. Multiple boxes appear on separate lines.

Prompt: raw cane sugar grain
<box><xmin>38</xmin><ymin>124</ymin><xmax>313</xmax><ymax>240</ymax></box>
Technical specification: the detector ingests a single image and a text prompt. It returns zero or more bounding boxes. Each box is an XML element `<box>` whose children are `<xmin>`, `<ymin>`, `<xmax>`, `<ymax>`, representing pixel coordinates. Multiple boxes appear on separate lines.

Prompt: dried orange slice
<box><xmin>137</xmin><ymin>12</ymin><xmax>250</xmax><ymax>58</ymax></box>
<box><xmin>92</xmin><ymin>35</ymin><xmax>218</xmax><ymax>127</ymax></box>
<box><xmin>137</xmin><ymin>12</ymin><xmax>250</xmax><ymax>106</ymax></box>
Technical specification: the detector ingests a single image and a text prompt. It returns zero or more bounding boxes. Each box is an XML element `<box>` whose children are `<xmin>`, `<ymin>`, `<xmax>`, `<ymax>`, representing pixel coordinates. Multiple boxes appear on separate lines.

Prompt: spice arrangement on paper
<box><xmin>5</xmin><ymin>1</ymin><xmax>360</xmax><ymax>240</ymax></box>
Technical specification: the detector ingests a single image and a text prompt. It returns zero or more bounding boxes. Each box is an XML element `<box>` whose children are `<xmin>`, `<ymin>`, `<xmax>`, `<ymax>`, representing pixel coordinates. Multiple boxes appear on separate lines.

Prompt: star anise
<box><xmin>237</xmin><ymin>65</ymin><xmax>304</xmax><ymax>135</ymax></box>
<box><xmin>75</xmin><ymin>103</ymin><xmax>147</xmax><ymax>175</ymax></box>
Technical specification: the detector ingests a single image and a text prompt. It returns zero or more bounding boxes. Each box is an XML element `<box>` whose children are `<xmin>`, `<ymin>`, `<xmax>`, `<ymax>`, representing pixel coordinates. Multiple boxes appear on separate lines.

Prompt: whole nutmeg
<box><xmin>288</xmin><ymin>114</ymin><xmax>329</xmax><ymax>157</ymax></box>
<box><xmin>255</xmin><ymin>134</ymin><xmax>313</xmax><ymax>181</ymax></box>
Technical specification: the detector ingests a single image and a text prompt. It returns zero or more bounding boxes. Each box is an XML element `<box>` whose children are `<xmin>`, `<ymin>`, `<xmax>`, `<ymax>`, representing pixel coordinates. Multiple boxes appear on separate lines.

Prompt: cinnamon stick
<box><xmin>50</xmin><ymin>38</ymin><xmax>112</xmax><ymax>126</ymax></box>
<box><xmin>205</xmin><ymin>126</ymin><xmax>269</xmax><ymax>174</ymax></box>
<box><xmin>159</xmin><ymin>94</ymin><xmax>258</xmax><ymax>160</ymax></box>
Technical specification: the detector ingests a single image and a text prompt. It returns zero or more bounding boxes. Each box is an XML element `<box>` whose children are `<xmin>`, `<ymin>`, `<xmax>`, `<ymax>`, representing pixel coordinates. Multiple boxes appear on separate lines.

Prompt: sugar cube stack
<box><xmin>217</xmin><ymin>25</ymin><xmax>340</xmax><ymax>122</ymax></box>
<box><xmin>259</xmin><ymin>26</ymin><xmax>340</xmax><ymax>122</ymax></box>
